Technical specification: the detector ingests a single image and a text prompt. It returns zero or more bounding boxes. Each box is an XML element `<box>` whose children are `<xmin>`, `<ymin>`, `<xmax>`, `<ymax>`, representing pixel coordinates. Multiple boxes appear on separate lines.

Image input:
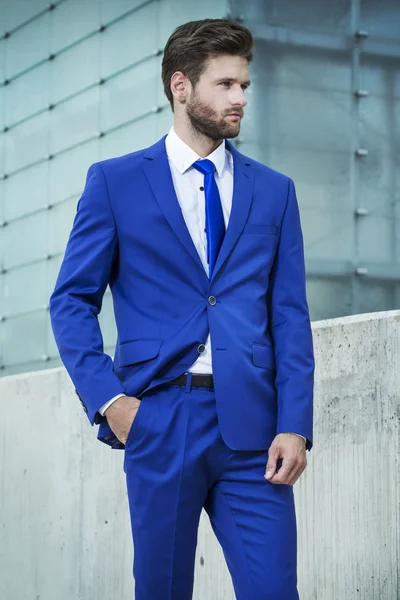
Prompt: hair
<box><xmin>161</xmin><ymin>18</ymin><xmax>254</xmax><ymax>112</ymax></box>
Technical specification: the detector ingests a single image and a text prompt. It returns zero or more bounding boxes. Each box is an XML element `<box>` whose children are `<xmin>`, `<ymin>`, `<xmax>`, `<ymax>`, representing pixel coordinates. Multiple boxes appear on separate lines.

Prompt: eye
<box><xmin>220</xmin><ymin>82</ymin><xmax>249</xmax><ymax>90</ymax></box>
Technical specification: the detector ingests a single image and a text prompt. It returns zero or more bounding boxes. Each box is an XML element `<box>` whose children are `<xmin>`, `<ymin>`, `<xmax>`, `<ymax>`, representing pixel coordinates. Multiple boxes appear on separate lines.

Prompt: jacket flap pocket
<box><xmin>119</xmin><ymin>338</ymin><xmax>164</xmax><ymax>367</ymax></box>
<box><xmin>252</xmin><ymin>342</ymin><xmax>275</xmax><ymax>370</ymax></box>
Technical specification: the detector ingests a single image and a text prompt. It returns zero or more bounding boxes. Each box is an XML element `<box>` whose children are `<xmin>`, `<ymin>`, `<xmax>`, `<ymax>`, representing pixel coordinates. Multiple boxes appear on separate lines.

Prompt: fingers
<box><xmin>264</xmin><ymin>447</ymin><xmax>279</xmax><ymax>481</ymax></box>
<box><xmin>269</xmin><ymin>457</ymin><xmax>296</xmax><ymax>484</ymax></box>
<box><xmin>265</xmin><ymin>442</ymin><xmax>307</xmax><ymax>486</ymax></box>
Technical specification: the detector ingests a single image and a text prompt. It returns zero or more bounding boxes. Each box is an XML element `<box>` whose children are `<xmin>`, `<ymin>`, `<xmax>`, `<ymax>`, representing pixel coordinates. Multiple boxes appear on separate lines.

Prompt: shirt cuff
<box><xmin>98</xmin><ymin>393</ymin><xmax>127</xmax><ymax>416</ymax></box>
<box><xmin>285</xmin><ymin>432</ymin><xmax>307</xmax><ymax>443</ymax></box>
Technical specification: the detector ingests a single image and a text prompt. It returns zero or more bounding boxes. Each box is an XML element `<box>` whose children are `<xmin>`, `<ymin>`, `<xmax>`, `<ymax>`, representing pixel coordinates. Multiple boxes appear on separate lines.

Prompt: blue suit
<box><xmin>50</xmin><ymin>134</ymin><xmax>314</xmax><ymax>599</ymax></box>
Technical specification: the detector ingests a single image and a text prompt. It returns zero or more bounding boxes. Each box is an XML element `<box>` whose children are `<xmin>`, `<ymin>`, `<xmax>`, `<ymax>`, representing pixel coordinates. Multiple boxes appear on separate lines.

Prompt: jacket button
<box><xmin>208</xmin><ymin>296</ymin><xmax>216</xmax><ymax>305</ymax></box>
<box><xmin>197</xmin><ymin>344</ymin><xmax>206</xmax><ymax>353</ymax></box>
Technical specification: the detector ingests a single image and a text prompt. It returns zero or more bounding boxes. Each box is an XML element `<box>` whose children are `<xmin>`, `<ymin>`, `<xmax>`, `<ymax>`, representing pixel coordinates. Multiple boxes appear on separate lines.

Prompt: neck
<box><xmin>173</xmin><ymin>122</ymin><xmax>223</xmax><ymax>158</ymax></box>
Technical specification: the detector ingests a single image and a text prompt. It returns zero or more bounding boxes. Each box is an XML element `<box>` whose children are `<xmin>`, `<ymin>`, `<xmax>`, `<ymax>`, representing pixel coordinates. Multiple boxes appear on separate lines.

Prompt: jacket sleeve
<box><xmin>266</xmin><ymin>177</ymin><xmax>315</xmax><ymax>451</ymax></box>
<box><xmin>49</xmin><ymin>162</ymin><xmax>125</xmax><ymax>425</ymax></box>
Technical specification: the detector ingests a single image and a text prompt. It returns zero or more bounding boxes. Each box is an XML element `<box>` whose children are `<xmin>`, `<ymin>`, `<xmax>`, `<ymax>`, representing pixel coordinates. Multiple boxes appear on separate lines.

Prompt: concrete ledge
<box><xmin>0</xmin><ymin>310</ymin><xmax>399</xmax><ymax>598</ymax></box>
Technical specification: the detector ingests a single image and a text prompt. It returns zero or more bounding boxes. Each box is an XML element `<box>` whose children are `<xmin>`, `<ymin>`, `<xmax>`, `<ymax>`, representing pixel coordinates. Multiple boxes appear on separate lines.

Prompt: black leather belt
<box><xmin>161</xmin><ymin>372</ymin><xmax>214</xmax><ymax>388</ymax></box>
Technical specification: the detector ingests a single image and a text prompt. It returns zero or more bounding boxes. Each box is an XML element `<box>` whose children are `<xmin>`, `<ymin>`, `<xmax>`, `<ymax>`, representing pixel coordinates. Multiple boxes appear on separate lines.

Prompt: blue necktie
<box><xmin>192</xmin><ymin>159</ymin><xmax>226</xmax><ymax>279</ymax></box>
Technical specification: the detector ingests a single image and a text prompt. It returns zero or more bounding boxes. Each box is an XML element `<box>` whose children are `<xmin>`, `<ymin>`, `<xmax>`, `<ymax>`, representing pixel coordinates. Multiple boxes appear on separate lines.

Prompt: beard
<box><xmin>186</xmin><ymin>91</ymin><xmax>241</xmax><ymax>141</ymax></box>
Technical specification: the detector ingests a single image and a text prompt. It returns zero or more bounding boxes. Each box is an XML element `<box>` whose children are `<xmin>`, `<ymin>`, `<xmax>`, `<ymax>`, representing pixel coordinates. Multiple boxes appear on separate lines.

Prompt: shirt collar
<box><xmin>165</xmin><ymin>125</ymin><xmax>227</xmax><ymax>177</ymax></box>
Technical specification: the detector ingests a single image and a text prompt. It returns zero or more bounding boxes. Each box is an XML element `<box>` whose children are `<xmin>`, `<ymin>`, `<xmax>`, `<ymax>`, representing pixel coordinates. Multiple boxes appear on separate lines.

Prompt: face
<box><xmin>184</xmin><ymin>54</ymin><xmax>250</xmax><ymax>141</ymax></box>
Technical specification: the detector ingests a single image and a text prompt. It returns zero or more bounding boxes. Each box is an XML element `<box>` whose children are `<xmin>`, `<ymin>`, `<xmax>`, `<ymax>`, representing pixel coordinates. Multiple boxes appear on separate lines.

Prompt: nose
<box><xmin>231</xmin><ymin>87</ymin><xmax>247</xmax><ymax>109</ymax></box>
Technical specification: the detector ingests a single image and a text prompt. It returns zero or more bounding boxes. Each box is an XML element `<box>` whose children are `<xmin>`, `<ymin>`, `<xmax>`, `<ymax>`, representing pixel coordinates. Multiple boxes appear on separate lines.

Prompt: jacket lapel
<box><xmin>142</xmin><ymin>135</ymin><xmax>254</xmax><ymax>284</ymax></box>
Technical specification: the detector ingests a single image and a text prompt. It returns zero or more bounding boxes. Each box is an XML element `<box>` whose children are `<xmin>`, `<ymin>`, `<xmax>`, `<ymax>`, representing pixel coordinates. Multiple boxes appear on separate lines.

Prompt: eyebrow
<box><xmin>215</xmin><ymin>77</ymin><xmax>251</xmax><ymax>86</ymax></box>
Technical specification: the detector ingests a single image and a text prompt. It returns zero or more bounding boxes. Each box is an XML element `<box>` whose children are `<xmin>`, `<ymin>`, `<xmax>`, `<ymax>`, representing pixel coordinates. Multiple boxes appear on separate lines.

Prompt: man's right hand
<box><xmin>104</xmin><ymin>395</ymin><xmax>141</xmax><ymax>445</ymax></box>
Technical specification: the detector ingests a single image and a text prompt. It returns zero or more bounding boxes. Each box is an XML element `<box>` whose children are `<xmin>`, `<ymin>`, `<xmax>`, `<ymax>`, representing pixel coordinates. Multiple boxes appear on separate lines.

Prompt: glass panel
<box><xmin>250</xmin><ymin>46</ymin><xmax>352</xmax><ymax>154</ymax></box>
<box><xmin>49</xmin><ymin>86</ymin><xmax>100</xmax><ymax>154</ymax></box>
<box><xmin>99</xmin><ymin>114</ymin><xmax>156</xmax><ymax>160</ymax></box>
<box><xmin>2</xmin><ymin>261</ymin><xmax>47</xmax><ymax>316</ymax></box>
<box><xmin>358</xmin><ymin>215</ymin><xmax>392</xmax><ymax>262</ymax></box>
<box><xmin>48</xmin><ymin>196</ymin><xmax>79</xmax><ymax>257</ymax></box>
<box><xmin>4</xmin><ymin>61</ymin><xmax>49</xmax><ymax>128</ymax></box>
<box><xmin>3</xmin><ymin>111</ymin><xmax>50</xmax><ymax>173</ymax></box>
<box><xmin>358</xmin><ymin>58</ymin><xmax>398</xmax><ymax>265</ymax></box>
<box><xmin>100</xmin><ymin>2</ymin><xmax>158</xmax><ymax>79</ymax></box>
<box><xmin>307</xmin><ymin>278</ymin><xmax>353</xmax><ymax>321</ymax></box>
<box><xmin>155</xmin><ymin>107</ymin><xmax>173</xmax><ymax>139</ymax></box>
<box><xmin>3</xmin><ymin>211</ymin><xmax>48</xmax><ymax>269</ymax></box>
<box><xmin>50</xmin><ymin>0</ymin><xmax>100</xmax><ymax>52</ymax></box>
<box><xmin>2</xmin><ymin>308</ymin><xmax>48</xmax><ymax>366</ymax></box>
<box><xmin>357</xmin><ymin>279</ymin><xmax>395</xmax><ymax>313</ymax></box>
<box><xmin>4</xmin><ymin>162</ymin><xmax>48</xmax><ymax>221</ymax></box>
<box><xmin>1</xmin><ymin>360</ymin><xmax>53</xmax><ymax>377</ymax></box>
<box><xmin>3</xmin><ymin>0</ymin><xmax>49</xmax><ymax>33</ymax></box>
<box><xmin>50</xmin><ymin>35</ymin><xmax>100</xmax><ymax>104</ymax></box>
<box><xmin>154</xmin><ymin>52</ymin><xmax>166</xmax><ymax>108</ymax></box>
<box><xmin>361</xmin><ymin>0</ymin><xmax>400</xmax><ymax>41</ymax></box>
<box><xmin>4</xmin><ymin>11</ymin><xmax>50</xmax><ymax>79</ymax></box>
<box><xmin>48</xmin><ymin>141</ymin><xmax>100</xmax><ymax>205</ymax></box>
<box><xmin>0</xmin><ymin>88</ymin><xmax>4</xmax><ymax>129</ymax></box>
<box><xmin>230</xmin><ymin>0</ymin><xmax>351</xmax><ymax>33</ymax></box>
<box><xmin>47</xmin><ymin>253</ymin><xmax>63</xmax><ymax>297</ymax></box>
<box><xmin>46</xmin><ymin>255</ymin><xmax>61</xmax><ymax>359</ymax></box>
<box><xmin>46</xmin><ymin>329</ymin><xmax>60</xmax><ymax>363</ymax></box>
<box><xmin>100</xmin><ymin>58</ymin><xmax>158</xmax><ymax>132</ymax></box>
<box><xmin>98</xmin><ymin>290</ymin><xmax>117</xmax><ymax>350</ymax></box>
<box><xmin>158</xmin><ymin>0</ymin><xmax>230</xmax><ymax>46</ymax></box>
<box><xmin>100</xmin><ymin>0</ymin><xmax>146</xmax><ymax>23</ymax></box>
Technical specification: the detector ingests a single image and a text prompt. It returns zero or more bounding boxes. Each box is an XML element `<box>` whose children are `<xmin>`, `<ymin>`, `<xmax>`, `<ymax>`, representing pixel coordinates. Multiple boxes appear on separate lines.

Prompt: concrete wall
<box><xmin>0</xmin><ymin>309</ymin><xmax>399</xmax><ymax>599</ymax></box>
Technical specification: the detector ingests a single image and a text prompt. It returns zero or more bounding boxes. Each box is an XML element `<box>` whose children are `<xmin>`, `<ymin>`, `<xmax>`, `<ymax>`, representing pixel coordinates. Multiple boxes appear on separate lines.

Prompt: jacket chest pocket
<box><xmin>242</xmin><ymin>223</ymin><xmax>278</xmax><ymax>235</ymax></box>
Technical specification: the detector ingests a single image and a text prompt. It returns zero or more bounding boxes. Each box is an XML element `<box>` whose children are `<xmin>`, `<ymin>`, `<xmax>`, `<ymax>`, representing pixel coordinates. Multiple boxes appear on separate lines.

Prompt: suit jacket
<box><xmin>49</xmin><ymin>134</ymin><xmax>315</xmax><ymax>451</ymax></box>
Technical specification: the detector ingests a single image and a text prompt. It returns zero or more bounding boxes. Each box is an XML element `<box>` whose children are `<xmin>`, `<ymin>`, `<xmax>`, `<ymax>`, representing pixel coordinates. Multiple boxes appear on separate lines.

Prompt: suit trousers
<box><xmin>123</xmin><ymin>372</ymin><xmax>300</xmax><ymax>600</ymax></box>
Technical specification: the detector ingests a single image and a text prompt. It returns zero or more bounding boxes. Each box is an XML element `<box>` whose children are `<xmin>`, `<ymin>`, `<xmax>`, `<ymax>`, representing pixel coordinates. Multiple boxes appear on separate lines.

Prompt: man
<box><xmin>50</xmin><ymin>17</ymin><xmax>314</xmax><ymax>600</ymax></box>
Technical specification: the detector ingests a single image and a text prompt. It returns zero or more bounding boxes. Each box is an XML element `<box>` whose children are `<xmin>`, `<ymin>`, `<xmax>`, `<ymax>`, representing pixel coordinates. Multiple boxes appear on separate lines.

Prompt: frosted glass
<box><xmin>361</xmin><ymin>0</ymin><xmax>400</xmax><ymax>40</ymax></box>
<box><xmin>357</xmin><ymin>87</ymin><xmax>398</xmax><ymax>264</ymax></box>
<box><xmin>358</xmin><ymin>215</ymin><xmax>392</xmax><ymax>262</ymax></box>
<box><xmin>0</xmin><ymin>87</ymin><xmax>4</xmax><ymax>128</ymax></box>
<box><xmin>50</xmin><ymin>35</ymin><xmax>100</xmax><ymax>104</ymax></box>
<box><xmin>4</xmin><ymin>111</ymin><xmax>50</xmax><ymax>173</ymax></box>
<box><xmin>357</xmin><ymin>279</ymin><xmax>394</xmax><ymax>313</ymax></box>
<box><xmin>230</xmin><ymin>0</ymin><xmax>351</xmax><ymax>32</ymax></box>
<box><xmin>49</xmin><ymin>86</ymin><xmax>100</xmax><ymax>154</ymax></box>
<box><xmin>47</xmin><ymin>254</ymin><xmax>63</xmax><ymax>295</ymax></box>
<box><xmin>4</xmin><ymin>62</ymin><xmax>49</xmax><ymax>127</ymax></box>
<box><xmin>3</xmin><ymin>0</ymin><xmax>49</xmax><ymax>33</ymax></box>
<box><xmin>100</xmin><ymin>0</ymin><xmax>145</xmax><ymax>23</ymax></box>
<box><xmin>100</xmin><ymin>58</ymin><xmax>158</xmax><ymax>131</ymax></box>
<box><xmin>155</xmin><ymin>107</ymin><xmax>173</xmax><ymax>139</ymax></box>
<box><xmin>4</xmin><ymin>162</ymin><xmax>48</xmax><ymax>221</ymax></box>
<box><xmin>99</xmin><ymin>114</ymin><xmax>156</xmax><ymax>160</ymax></box>
<box><xmin>100</xmin><ymin>2</ymin><xmax>158</xmax><ymax>79</ymax></box>
<box><xmin>2</xmin><ymin>309</ymin><xmax>48</xmax><ymax>365</ymax></box>
<box><xmin>98</xmin><ymin>290</ymin><xmax>118</xmax><ymax>349</ymax></box>
<box><xmin>301</xmin><ymin>206</ymin><xmax>353</xmax><ymax>260</ymax></box>
<box><xmin>158</xmin><ymin>0</ymin><xmax>228</xmax><ymax>47</ymax></box>
<box><xmin>307</xmin><ymin>278</ymin><xmax>353</xmax><ymax>321</ymax></box>
<box><xmin>50</xmin><ymin>0</ymin><xmax>100</xmax><ymax>52</ymax></box>
<box><xmin>48</xmin><ymin>141</ymin><xmax>100</xmax><ymax>205</ymax></box>
<box><xmin>3</xmin><ymin>212</ymin><xmax>48</xmax><ymax>269</ymax></box>
<box><xmin>48</xmin><ymin>197</ymin><xmax>79</xmax><ymax>257</ymax></box>
<box><xmin>4</xmin><ymin>11</ymin><xmax>50</xmax><ymax>79</ymax></box>
<box><xmin>2</xmin><ymin>261</ymin><xmax>47</xmax><ymax>316</ymax></box>
<box><xmin>254</xmin><ymin>47</ymin><xmax>352</xmax><ymax>94</ymax></box>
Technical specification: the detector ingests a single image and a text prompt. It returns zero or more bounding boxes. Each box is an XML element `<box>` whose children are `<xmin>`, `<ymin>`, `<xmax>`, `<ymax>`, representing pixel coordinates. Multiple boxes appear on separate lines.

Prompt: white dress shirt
<box><xmin>97</xmin><ymin>126</ymin><xmax>306</xmax><ymax>445</ymax></box>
